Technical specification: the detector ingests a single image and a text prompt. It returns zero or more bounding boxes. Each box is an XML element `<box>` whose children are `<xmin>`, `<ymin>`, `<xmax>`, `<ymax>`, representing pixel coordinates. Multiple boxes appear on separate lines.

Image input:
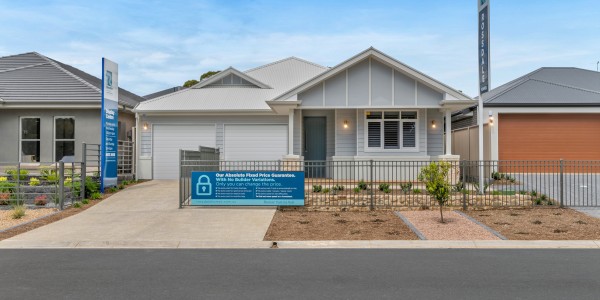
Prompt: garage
<box><xmin>499</xmin><ymin>114</ymin><xmax>600</xmax><ymax>161</ymax></box>
<box><xmin>153</xmin><ymin>124</ymin><xmax>216</xmax><ymax>179</ymax></box>
<box><xmin>224</xmin><ymin>124</ymin><xmax>288</xmax><ymax>160</ymax></box>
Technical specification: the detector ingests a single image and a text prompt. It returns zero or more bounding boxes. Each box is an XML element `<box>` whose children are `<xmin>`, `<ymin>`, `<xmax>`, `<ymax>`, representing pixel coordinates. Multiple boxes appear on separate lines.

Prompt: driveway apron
<box><xmin>0</xmin><ymin>180</ymin><xmax>276</xmax><ymax>245</ymax></box>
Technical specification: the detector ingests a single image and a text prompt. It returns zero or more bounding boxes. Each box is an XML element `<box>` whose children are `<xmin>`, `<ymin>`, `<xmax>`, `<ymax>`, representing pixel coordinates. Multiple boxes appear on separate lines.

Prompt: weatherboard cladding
<box><xmin>484</xmin><ymin>67</ymin><xmax>600</xmax><ymax>107</ymax></box>
<box><xmin>0</xmin><ymin>52</ymin><xmax>144</xmax><ymax>108</ymax></box>
<box><xmin>135</xmin><ymin>57</ymin><xmax>329</xmax><ymax>112</ymax></box>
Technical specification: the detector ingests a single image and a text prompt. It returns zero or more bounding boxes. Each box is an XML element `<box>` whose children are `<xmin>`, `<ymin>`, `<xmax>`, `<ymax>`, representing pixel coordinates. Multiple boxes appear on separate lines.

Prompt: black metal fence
<box><xmin>179</xmin><ymin>158</ymin><xmax>600</xmax><ymax>209</ymax></box>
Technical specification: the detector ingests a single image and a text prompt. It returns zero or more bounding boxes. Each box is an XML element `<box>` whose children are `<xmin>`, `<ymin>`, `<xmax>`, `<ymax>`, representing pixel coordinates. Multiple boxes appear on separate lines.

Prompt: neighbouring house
<box><xmin>134</xmin><ymin>47</ymin><xmax>475</xmax><ymax>180</ymax></box>
<box><xmin>144</xmin><ymin>86</ymin><xmax>185</xmax><ymax>100</ymax></box>
<box><xmin>0</xmin><ymin>52</ymin><xmax>146</xmax><ymax>163</ymax></box>
<box><xmin>451</xmin><ymin>67</ymin><xmax>600</xmax><ymax>161</ymax></box>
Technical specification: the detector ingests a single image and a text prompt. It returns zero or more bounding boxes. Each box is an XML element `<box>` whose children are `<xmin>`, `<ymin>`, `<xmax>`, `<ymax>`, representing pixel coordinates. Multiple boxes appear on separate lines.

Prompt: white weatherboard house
<box><xmin>134</xmin><ymin>48</ymin><xmax>476</xmax><ymax>179</ymax></box>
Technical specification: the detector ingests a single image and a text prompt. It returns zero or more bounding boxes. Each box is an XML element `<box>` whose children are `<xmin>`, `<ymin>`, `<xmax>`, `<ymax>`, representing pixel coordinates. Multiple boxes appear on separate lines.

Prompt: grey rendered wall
<box><xmin>0</xmin><ymin>109</ymin><xmax>101</xmax><ymax>162</ymax></box>
<box><xmin>355</xmin><ymin>108</ymin><xmax>428</xmax><ymax>157</ymax></box>
<box><xmin>298</xmin><ymin>57</ymin><xmax>445</xmax><ymax>108</ymax></box>
<box><xmin>335</xmin><ymin>109</ymin><xmax>356</xmax><ymax>156</ymax></box>
<box><xmin>426</xmin><ymin>109</ymin><xmax>443</xmax><ymax>156</ymax></box>
<box><xmin>139</xmin><ymin>115</ymin><xmax>289</xmax><ymax>159</ymax></box>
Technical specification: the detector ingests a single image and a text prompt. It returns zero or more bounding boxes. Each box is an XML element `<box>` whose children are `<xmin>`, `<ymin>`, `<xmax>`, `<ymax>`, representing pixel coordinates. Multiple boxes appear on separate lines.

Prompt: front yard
<box><xmin>265</xmin><ymin>208</ymin><xmax>600</xmax><ymax>241</ymax></box>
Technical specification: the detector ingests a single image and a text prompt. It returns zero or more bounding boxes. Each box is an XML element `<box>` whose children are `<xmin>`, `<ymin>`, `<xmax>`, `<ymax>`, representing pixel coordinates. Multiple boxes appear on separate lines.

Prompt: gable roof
<box><xmin>484</xmin><ymin>67</ymin><xmax>600</xmax><ymax>107</ymax></box>
<box><xmin>134</xmin><ymin>57</ymin><xmax>329</xmax><ymax>112</ymax></box>
<box><xmin>272</xmin><ymin>47</ymin><xmax>472</xmax><ymax>102</ymax></box>
<box><xmin>192</xmin><ymin>67</ymin><xmax>271</xmax><ymax>89</ymax></box>
<box><xmin>0</xmin><ymin>52</ymin><xmax>145</xmax><ymax>108</ymax></box>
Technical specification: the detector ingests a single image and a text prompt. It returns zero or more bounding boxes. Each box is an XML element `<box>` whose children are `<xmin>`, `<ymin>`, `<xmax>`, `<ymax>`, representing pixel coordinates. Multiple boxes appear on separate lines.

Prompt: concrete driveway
<box><xmin>0</xmin><ymin>180</ymin><xmax>276</xmax><ymax>248</ymax></box>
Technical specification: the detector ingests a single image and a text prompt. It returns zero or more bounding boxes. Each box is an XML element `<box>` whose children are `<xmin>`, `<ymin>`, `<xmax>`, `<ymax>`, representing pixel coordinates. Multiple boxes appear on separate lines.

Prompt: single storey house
<box><xmin>451</xmin><ymin>67</ymin><xmax>600</xmax><ymax>161</ymax></box>
<box><xmin>0</xmin><ymin>52</ymin><xmax>145</xmax><ymax>163</ymax></box>
<box><xmin>134</xmin><ymin>48</ymin><xmax>475</xmax><ymax>179</ymax></box>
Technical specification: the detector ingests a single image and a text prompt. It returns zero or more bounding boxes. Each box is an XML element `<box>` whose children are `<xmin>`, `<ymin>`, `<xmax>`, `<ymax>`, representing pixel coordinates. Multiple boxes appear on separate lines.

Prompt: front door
<box><xmin>303</xmin><ymin>117</ymin><xmax>326</xmax><ymax>178</ymax></box>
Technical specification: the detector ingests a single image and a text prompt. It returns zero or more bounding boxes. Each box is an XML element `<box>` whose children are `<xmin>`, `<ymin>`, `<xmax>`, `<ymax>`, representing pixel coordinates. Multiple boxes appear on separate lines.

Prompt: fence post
<box><xmin>369</xmin><ymin>160</ymin><xmax>374</xmax><ymax>211</ymax></box>
<box><xmin>16</xmin><ymin>162</ymin><xmax>21</xmax><ymax>205</ymax></box>
<box><xmin>179</xmin><ymin>149</ymin><xmax>183</xmax><ymax>209</ymax></box>
<box><xmin>82</xmin><ymin>143</ymin><xmax>87</xmax><ymax>200</ymax></box>
<box><xmin>559</xmin><ymin>159</ymin><xmax>564</xmax><ymax>208</ymax></box>
<box><xmin>461</xmin><ymin>160</ymin><xmax>467</xmax><ymax>211</ymax></box>
<box><xmin>59</xmin><ymin>161</ymin><xmax>65</xmax><ymax>210</ymax></box>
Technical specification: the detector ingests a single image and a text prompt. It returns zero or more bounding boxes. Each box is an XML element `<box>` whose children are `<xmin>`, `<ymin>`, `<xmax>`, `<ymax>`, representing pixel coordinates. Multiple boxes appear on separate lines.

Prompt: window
<box><xmin>21</xmin><ymin>117</ymin><xmax>40</xmax><ymax>162</ymax></box>
<box><xmin>55</xmin><ymin>117</ymin><xmax>75</xmax><ymax>161</ymax></box>
<box><xmin>365</xmin><ymin>111</ymin><xmax>418</xmax><ymax>151</ymax></box>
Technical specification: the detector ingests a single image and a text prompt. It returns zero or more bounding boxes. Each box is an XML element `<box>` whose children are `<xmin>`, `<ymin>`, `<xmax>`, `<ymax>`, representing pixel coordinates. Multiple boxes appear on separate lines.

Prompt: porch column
<box><xmin>288</xmin><ymin>109</ymin><xmax>294</xmax><ymax>155</ymax></box>
<box><xmin>445</xmin><ymin>110</ymin><xmax>452</xmax><ymax>155</ymax></box>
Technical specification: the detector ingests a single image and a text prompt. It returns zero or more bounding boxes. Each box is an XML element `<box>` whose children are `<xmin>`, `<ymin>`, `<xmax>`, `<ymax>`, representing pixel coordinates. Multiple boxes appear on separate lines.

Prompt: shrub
<box><xmin>118</xmin><ymin>184</ymin><xmax>125</xmax><ymax>190</ymax></box>
<box><xmin>85</xmin><ymin>177</ymin><xmax>100</xmax><ymax>197</ymax></box>
<box><xmin>332</xmin><ymin>185</ymin><xmax>344</xmax><ymax>191</ymax></box>
<box><xmin>378</xmin><ymin>183</ymin><xmax>390</xmax><ymax>191</ymax></box>
<box><xmin>6</xmin><ymin>169</ymin><xmax>28</xmax><ymax>181</ymax></box>
<box><xmin>0</xmin><ymin>176</ymin><xmax>7</xmax><ymax>182</ymax></box>
<box><xmin>474</xmin><ymin>182</ymin><xmax>489</xmax><ymax>194</ymax></box>
<box><xmin>382</xmin><ymin>187</ymin><xmax>391</xmax><ymax>194</ymax></box>
<box><xmin>353</xmin><ymin>187</ymin><xmax>361</xmax><ymax>194</ymax></box>
<box><xmin>0</xmin><ymin>193</ymin><xmax>11</xmax><ymax>205</ymax></box>
<box><xmin>491</xmin><ymin>171</ymin><xmax>501</xmax><ymax>180</ymax></box>
<box><xmin>108</xmin><ymin>187</ymin><xmax>118</xmax><ymax>193</ymax></box>
<box><xmin>34</xmin><ymin>195</ymin><xmax>48</xmax><ymax>206</ymax></box>
<box><xmin>357</xmin><ymin>180</ymin><xmax>368</xmax><ymax>190</ymax></box>
<box><xmin>81</xmin><ymin>199</ymin><xmax>90</xmax><ymax>205</ymax></box>
<box><xmin>418</xmin><ymin>162</ymin><xmax>452</xmax><ymax>223</ymax></box>
<box><xmin>29</xmin><ymin>177</ymin><xmax>40</xmax><ymax>186</ymax></box>
<box><xmin>40</xmin><ymin>167</ymin><xmax>58</xmax><ymax>183</ymax></box>
<box><xmin>90</xmin><ymin>192</ymin><xmax>102</xmax><ymax>200</ymax></box>
<box><xmin>11</xmin><ymin>204</ymin><xmax>26</xmax><ymax>219</ymax></box>
<box><xmin>518</xmin><ymin>190</ymin><xmax>528</xmax><ymax>195</ymax></box>
<box><xmin>122</xmin><ymin>180</ymin><xmax>130</xmax><ymax>186</ymax></box>
<box><xmin>400</xmin><ymin>182</ymin><xmax>413</xmax><ymax>193</ymax></box>
<box><xmin>322</xmin><ymin>188</ymin><xmax>331</xmax><ymax>194</ymax></box>
<box><xmin>530</xmin><ymin>190</ymin><xmax>538</xmax><ymax>197</ymax></box>
<box><xmin>72</xmin><ymin>202</ymin><xmax>82</xmax><ymax>208</ymax></box>
<box><xmin>413</xmin><ymin>188</ymin><xmax>422</xmax><ymax>194</ymax></box>
<box><xmin>0</xmin><ymin>181</ymin><xmax>16</xmax><ymax>193</ymax></box>
<box><xmin>312</xmin><ymin>185</ymin><xmax>322</xmax><ymax>193</ymax></box>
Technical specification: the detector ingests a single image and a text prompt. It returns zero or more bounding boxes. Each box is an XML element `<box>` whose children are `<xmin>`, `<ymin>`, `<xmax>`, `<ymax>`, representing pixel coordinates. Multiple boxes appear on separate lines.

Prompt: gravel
<box><xmin>0</xmin><ymin>208</ymin><xmax>57</xmax><ymax>231</ymax></box>
<box><xmin>398</xmin><ymin>210</ymin><xmax>500</xmax><ymax>240</ymax></box>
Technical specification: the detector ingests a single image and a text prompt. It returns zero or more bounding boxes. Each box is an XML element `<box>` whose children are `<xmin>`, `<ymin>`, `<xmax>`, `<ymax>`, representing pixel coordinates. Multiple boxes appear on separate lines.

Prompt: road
<box><xmin>0</xmin><ymin>249</ymin><xmax>598</xmax><ymax>299</ymax></box>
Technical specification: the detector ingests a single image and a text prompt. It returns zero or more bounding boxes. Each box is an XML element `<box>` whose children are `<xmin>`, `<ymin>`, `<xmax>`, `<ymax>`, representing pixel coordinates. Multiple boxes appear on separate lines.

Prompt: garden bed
<box><xmin>397</xmin><ymin>210</ymin><xmax>500</xmax><ymax>240</ymax></box>
<box><xmin>264</xmin><ymin>210</ymin><xmax>418</xmax><ymax>240</ymax></box>
<box><xmin>465</xmin><ymin>208</ymin><xmax>600</xmax><ymax>240</ymax></box>
<box><xmin>0</xmin><ymin>208</ymin><xmax>58</xmax><ymax>231</ymax></box>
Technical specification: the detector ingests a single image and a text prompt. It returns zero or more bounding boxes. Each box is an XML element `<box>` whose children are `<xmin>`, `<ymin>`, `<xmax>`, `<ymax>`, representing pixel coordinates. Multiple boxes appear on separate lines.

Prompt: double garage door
<box><xmin>498</xmin><ymin>114</ymin><xmax>600</xmax><ymax>161</ymax></box>
<box><xmin>152</xmin><ymin>124</ymin><xmax>287</xmax><ymax>179</ymax></box>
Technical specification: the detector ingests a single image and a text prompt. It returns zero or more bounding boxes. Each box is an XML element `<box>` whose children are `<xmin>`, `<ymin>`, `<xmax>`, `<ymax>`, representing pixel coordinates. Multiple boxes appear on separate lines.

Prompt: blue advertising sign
<box><xmin>101</xmin><ymin>58</ymin><xmax>119</xmax><ymax>190</ymax></box>
<box><xmin>478</xmin><ymin>0</ymin><xmax>490</xmax><ymax>94</ymax></box>
<box><xmin>191</xmin><ymin>171</ymin><xmax>305</xmax><ymax>206</ymax></box>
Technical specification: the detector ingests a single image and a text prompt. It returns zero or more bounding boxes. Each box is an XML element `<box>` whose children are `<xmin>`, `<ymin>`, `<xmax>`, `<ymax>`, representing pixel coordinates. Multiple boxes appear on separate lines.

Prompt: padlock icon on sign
<box><xmin>196</xmin><ymin>175</ymin><xmax>212</xmax><ymax>196</ymax></box>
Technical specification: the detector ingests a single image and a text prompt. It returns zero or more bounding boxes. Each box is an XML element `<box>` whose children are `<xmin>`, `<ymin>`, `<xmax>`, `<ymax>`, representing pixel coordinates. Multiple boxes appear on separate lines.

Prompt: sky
<box><xmin>1</xmin><ymin>0</ymin><xmax>599</xmax><ymax>97</ymax></box>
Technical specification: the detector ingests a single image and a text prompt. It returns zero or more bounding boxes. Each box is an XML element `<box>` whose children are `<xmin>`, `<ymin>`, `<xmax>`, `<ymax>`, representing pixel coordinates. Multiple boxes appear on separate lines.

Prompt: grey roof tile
<box><xmin>0</xmin><ymin>52</ymin><xmax>145</xmax><ymax>108</ymax></box>
<box><xmin>484</xmin><ymin>67</ymin><xmax>600</xmax><ymax>106</ymax></box>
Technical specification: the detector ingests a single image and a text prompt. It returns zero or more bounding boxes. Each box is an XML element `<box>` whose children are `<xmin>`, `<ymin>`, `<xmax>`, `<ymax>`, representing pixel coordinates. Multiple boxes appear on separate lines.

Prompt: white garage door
<box><xmin>224</xmin><ymin>124</ymin><xmax>288</xmax><ymax>160</ymax></box>
<box><xmin>153</xmin><ymin>124</ymin><xmax>216</xmax><ymax>179</ymax></box>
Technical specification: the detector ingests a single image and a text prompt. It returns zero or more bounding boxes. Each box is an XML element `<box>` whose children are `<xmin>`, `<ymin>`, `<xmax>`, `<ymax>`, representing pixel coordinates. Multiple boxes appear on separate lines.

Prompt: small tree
<box><xmin>418</xmin><ymin>161</ymin><xmax>452</xmax><ymax>223</ymax></box>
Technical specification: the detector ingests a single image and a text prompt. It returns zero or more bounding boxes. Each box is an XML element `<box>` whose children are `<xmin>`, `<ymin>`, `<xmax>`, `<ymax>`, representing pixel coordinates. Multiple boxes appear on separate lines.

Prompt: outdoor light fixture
<box><xmin>143</xmin><ymin>122</ymin><xmax>148</xmax><ymax>131</ymax></box>
<box><xmin>343</xmin><ymin>120</ymin><xmax>349</xmax><ymax>129</ymax></box>
<box><xmin>431</xmin><ymin>120</ymin><xmax>436</xmax><ymax>128</ymax></box>
<box><xmin>488</xmin><ymin>111</ymin><xmax>494</xmax><ymax>126</ymax></box>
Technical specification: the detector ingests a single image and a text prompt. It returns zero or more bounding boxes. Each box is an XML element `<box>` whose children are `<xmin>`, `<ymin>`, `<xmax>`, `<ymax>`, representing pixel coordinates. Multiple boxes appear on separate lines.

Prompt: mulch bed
<box><xmin>0</xmin><ymin>181</ymin><xmax>145</xmax><ymax>241</ymax></box>
<box><xmin>465</xmin><ymin>208</ymin><xmax>600</xmax><ymax>240</ymax></box>
<box><xmin>264</xmin><ymin>210</ymin><xmax>418</xmax><ymax>241</ymax></box>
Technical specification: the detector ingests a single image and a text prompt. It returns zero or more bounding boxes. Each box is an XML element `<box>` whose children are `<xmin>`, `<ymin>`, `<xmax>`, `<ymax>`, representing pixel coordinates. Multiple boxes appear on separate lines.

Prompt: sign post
<box><xmin>477</xmin><ymin>0</ymin><xmax>490</xmax><ymax>193</ymax></box>
<box><xmin>100</xmin><ymin>58</ymin><xmax>119</xmax><ymax>191</ymax></box>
